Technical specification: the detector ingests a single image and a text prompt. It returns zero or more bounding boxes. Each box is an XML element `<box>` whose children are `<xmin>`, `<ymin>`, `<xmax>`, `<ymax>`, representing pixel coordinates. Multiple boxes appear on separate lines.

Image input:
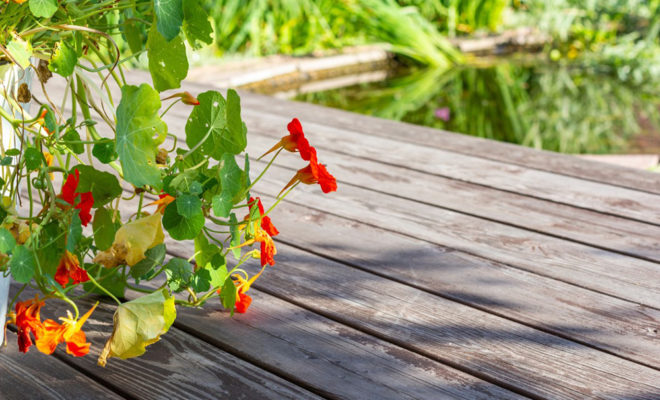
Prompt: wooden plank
<box><xmin>164</xmin><ymin>240</ymin><xmax>660</xmax><ymax>400</ymax></box>
<box><xmin>8</xmin><ymin>286</ymin><xmax>321</xmax><ymax>400</ymax></box>
<box><xmin>233</xmin><ymin>86</ymin><xmax>660</xmax><ymax>196</ymax></box>
<box><xmin>243</xmin><ymin>133</ymin><xmax>660</xmax><ymax>263</ymax></box>
<box><xmin>172</xmin><ymin>290</ymin><xmax>525</xmax><ymax>400</ymax></box>
<box><xmin>240</xmin><ymin>199</ymin><xmax>660</xmax><ymax>369</ymax></box>
<box><xmin>0</xmin><ymin>330</ymin><xmax>125</xmax><ymax>400</ymax></box>
<box><xmin>236</xmin><ymin>110</ymin><xmax>660</xmax><ymax>226</ymax></box>
<box><xmin>242</xmin><ymin>161</ymin><xmax>660</xmax><ymax>309</ymax></box>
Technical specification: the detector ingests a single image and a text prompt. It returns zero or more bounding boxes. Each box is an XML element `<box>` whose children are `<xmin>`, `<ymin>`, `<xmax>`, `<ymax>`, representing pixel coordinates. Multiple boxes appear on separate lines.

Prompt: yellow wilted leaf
<box><xmin>94</xmin><ymin>213</ymin><xmax>164</xmax><ymax>268</ymax></box>
<box><xmin>98</xmin><ymin>289</ymin><xmax>175</xmax><ymax>367</ymax></box>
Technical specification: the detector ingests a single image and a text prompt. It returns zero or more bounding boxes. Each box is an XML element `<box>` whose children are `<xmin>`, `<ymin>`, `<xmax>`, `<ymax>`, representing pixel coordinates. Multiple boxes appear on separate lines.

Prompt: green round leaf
<box><xmin>92</xmin><ymin>139</ymin><xmax>118</xmax><ymax>163</ymax></box>
<box><xmin>10</xmin><ymin>245</ymin><xmax>36</xmax><ymax>283</ymax></box>
<box><xmin>29</xmin><ymin>0</ymin><xmax>58</xmax><ymax>18</ymax></box>
<box><xmin>162</xmin><ymin>200</ymin><xmax>204</xmax><ymax>240</ymax></box>
<box><xmin>185</xmin><ymin>90</ymin><xmax>247</xmax><ymax>160</ymax></box>
<box><xmin>24</xmin><ymin>147</ymin><xmax>43</xmax><ymax>171</ymax></box>
<box><xmin>147</xmin><ymin>27</ymin><xmax>188</xmax><ymax>92</ymax></box>
<box><xmin>176</xmin><ymin>194</ymin><xmax>202</xmax><ymax>219</ymax></box>
<box><xmin>0</xmin><ymin>228</ymin><xmax>17</xmax><ymax>254</ymax></box>
<box><xmin>116</xmin><ymin>84</ymin><xmax>166</xmax><ymax>189</ymax></box>
<box><xmin>74</xmin><ymin>165</ymin><xmax>122</xmax><ymax>207</ymax></box>
<box><xmin>155</xmin><ymin>0</ymin><xmax>184</xmax><ymax>41</ymax></box>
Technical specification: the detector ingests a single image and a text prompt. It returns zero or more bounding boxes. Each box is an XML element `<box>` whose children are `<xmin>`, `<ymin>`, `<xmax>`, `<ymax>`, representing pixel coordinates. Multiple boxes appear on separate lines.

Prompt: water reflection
<box><xmin>295</xmin><ymin>61</ymin><xmax>660</xmax><ymax>154</ymax></box>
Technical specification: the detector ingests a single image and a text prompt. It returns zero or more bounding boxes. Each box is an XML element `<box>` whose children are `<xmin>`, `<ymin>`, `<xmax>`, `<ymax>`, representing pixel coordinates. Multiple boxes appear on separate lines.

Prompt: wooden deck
<box><xmin>3</xmin><ymin>72</ymin><xmax>660</xmax><ymax>399</ymax></box>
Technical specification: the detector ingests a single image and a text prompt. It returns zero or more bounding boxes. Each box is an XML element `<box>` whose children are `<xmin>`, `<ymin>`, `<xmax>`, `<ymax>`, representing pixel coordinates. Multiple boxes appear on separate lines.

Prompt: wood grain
<box><xmin>164</xmin><ymin>239</ymin><xmax>660</xmax><ymax>400</ymax></box>
<box><xmin>7</xmin><ymin>286</ymin><xmax>322</xmax><ymax>400</ymax></box>
<box><xmin>0</xmin><ymin>330</ymin><xmax>124</xmax><ymax>400</ymax></box>
<box><xmin>242</xmin><ymin>162</ymin><xmax>660</xmax><ymax>309</ymax></box>
<box><xmin>236</xmin><ymin>199</ymin><xmax>660</xmax><ymax>369</ymax></box>
<box><xmin>242</xmin><ymin>133</ymin><xmax>660</xmax><ymax>263</ymax></box>
<box><xmin>237</xmin><ymin>110</ymin><xmax>660</xmax><ymax>226</ymax></box>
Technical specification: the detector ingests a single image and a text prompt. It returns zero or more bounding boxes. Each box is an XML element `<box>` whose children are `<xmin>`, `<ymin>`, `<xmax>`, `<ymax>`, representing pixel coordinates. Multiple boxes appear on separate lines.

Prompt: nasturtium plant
<box><xmin>0</xmin><ymin>0</ymin><xmax>337</xmax><ymax>367</ymax></box>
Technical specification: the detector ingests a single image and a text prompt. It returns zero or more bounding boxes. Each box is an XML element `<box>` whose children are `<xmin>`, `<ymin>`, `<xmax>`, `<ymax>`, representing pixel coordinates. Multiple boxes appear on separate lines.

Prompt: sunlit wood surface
<box><xmin>3</xmin><ymin>71</ymin><xmax>660</xmax><ymax>399</ymax></box>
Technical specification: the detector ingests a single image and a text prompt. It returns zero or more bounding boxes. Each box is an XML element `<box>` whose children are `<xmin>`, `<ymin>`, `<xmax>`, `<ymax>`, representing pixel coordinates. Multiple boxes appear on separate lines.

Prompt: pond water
<box><xmin>293</xmin><ymin>59</ymin><xmax>660</xmax><ymax>154</ymax></box>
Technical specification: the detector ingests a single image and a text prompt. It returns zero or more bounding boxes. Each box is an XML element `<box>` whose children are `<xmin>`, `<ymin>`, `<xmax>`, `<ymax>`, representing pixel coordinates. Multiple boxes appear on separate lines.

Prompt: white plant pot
<box><xmin>0</xmin><ymin>61</ymin><xmax>34</xmax><ymax>346</ymax></box>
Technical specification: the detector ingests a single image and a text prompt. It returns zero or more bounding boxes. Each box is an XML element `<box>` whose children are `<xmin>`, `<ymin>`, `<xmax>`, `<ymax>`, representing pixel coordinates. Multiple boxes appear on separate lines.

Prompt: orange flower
<box><xmin>12</xmin><ymin>296</ymin><xmax>45</xmax><ymax>353</ymax></box>
<box><xmin>235</xmin><ymin>292</ymin><xmax>252</xmax><ymax>313</ymax></box>
<box><xmin>242</xmin><ymin>197</ymin><xmax>278</xmax><ymax>267</ymax></box>
<box><xmin>36</xmin><ymin>303</ymin><xmax>97</xmax><ymax>357</ymax></box>
<box><xmin>232</xmin><ymin>271</ymin><xmax>262</xmax><ymax>313</ymax></box>
<box><xmin>148</xmin><ymin>193</ymin><xmax>175</xmax><ymax>214</ymax></box>
<box><xmin>260</xmin><ymin>118</ymin><xmax>314</xmax><ymax>161</ymax></box>
<box><xmin>43</xmin><ymin>152</ymin><xmax>53</xmax><ymax>179</ymax></box>
<box><xmin>54</xmin><ymin>251</ymin><xmax>90</xmax><ymax>287</ymax></box>
<box><xmin>280</xmin><ymin>148</ymin><xmax>337</xmax><ymax>195</ymax></box>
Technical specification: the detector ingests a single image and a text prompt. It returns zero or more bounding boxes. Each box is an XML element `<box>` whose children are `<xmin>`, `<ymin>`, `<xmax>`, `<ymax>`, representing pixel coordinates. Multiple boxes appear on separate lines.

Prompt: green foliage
<box><xmin>93</xmin><ymin>208</ymin><xmax>120</xmax><ymax>251</ymax></box>
<box><xmin>162</xmin><ymin>199</ymin><xmax>204</xmax><ymax>240</ymax></box>
<box><xmin>28</xmin><ymin>0</ymin><xmax>58</xmax><ymax>19</ymax></box>
<box><xmin>9</xmin><ymin>245</ymin><xmax>36</xmax><ymax>283</ymax></box>
<box><xmin>185</xmin><ymin>89</ymin><xmax>247</xmax><ymax>159</ymax></box>
<box><xmin>49</xmin><ymin>41</ymin><xmax>78</xmax><ymax>77</ymax></box>
<box><xmin>154</xmin><ymin>0</ymin><xmax>184</xmax><ymax>41</ymax></box>
<box><xmin>116</xmin><ymin>84</ymin><xmax>167</xmax><ymax>189</ymax></box>
<box><xmin>147</xmin><ymin>26</ymin><xmax>189</xmax><ymax>92</ymax></box>
<box><xmin>98</xmin><ymin>289</ymin><xmax>176</xmax><ymax>366</ymax></box>
<box><xmin>74</xmin><ymin>165</ymin><xmax>123</xmax><ymax>207</ymax></box>
<box><xmin>131</xmin><ymin>244</ymin><xmax>167</xmax><ymax>280</ymax></box>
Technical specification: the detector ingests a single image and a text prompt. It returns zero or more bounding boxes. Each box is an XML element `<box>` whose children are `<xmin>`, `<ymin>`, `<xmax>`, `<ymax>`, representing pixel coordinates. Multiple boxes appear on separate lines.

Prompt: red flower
<box><xmin>234</xmin><ymin>292</ymin><xmax>252</xmax><ymax>314</ymax></box>
<box><xmin>281</xmin><ymin>149</ymin><xmax>337</xmax><ymax>194</ymax></box>
<box><xmin>59</xmin><ymin>169</ymin><xmax>94</xmax><ymax>226</ymax></box>
<box><xmin>13</xmin><ymin>296</ymin><xmax>45</xmax><ymax>353</ymax></box>
<box><xmin>260</xmin><ymin>118</ymin><xmax>313</xmax><ymax>161</ymax></box>
<box><xmin>54</xmin><ymin>251</ymin><xmax>90</xmax><ymax>287</ymax></box>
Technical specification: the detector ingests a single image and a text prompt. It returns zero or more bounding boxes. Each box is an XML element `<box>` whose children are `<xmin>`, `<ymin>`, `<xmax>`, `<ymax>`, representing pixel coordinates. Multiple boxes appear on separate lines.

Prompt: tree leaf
<box><xmin>154</xmin><ymin>0</ymin><xmax>184</xmax><ymax>41</ymax></box>
<box><xmin>29</xmin><ymin>0</ymin><xmax>58</xmax><ymax>18</ymax></box>
<box><xmin>130</xmin><ymin>243</ymin><xmax>166</xmax><ymax>280</ymax></box>
<box><xmin>185</xmin><ymin>90</ymin><xmax>247</xmax><ymax>160</ymax></box>
<box><xmin>0</xmin><ymin>228</ymin><xmax>17</xmax><ymax>254</ymax></box>
<box><xmin>147</xmin><ymin>26</ymin><xmax>188</xmax><ymax>92</ymax></box>
<box><xmin>164</xmin><ymin>257</ymin><xmax>192</xmax><ymax>292</ymax></box>
<box><xmin>9</xmin><ymin>245</ymin><xmax>36</xmax><ymax>283</ymax></box>
<box><xmin>93</xmin><ymin>207</ymin><xmax>119</xmax><ymax>251</ymax></box>
<box><xmin>116</xmin><ymin>84</ymin><xmax>166</xmax><ymax>189</ymax></box>
<box><xmin>182</xmin><ymin>0</ymin><xmax>213</xmax><ymax>49</ymax></box>
<box><xmin>162</xmin><ymin>200</ymin><xmax>204</xmax><ymax>240</ymax></box>
<box><xmin>176</xmin><ymin>194</ymin><xmax>202</xmax><ymax>219</ymax></box>
<box><xmin>98</xmin><ymin>288</ymin><xmax>176</xmax><ymax>366</ymax></box>
<box><xmin>74</xmin><ymin>165</ymin><xmax>122</xmax><ymax>207</ymax></box>
<box><xmin>49</xmin><ymin>41</ymin><xmax>78</xmax><ymax>77</ymax></box>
